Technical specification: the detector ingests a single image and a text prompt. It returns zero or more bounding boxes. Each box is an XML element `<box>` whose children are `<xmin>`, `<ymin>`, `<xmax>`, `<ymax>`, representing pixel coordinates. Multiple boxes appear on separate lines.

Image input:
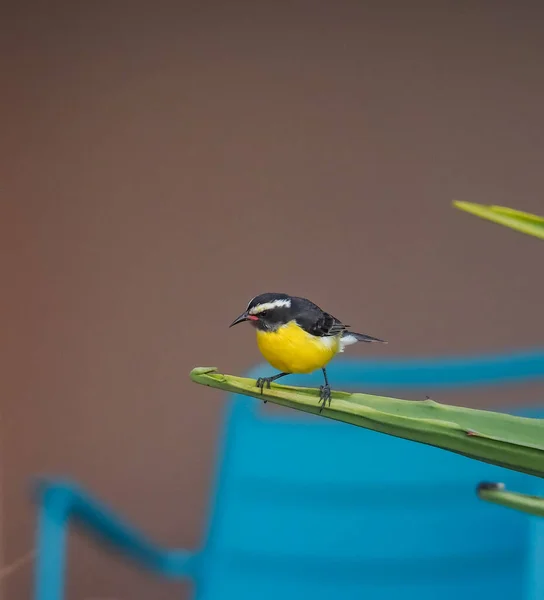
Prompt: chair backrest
<box><xmin>195</xmin><ymin>354</ymin><xmax>544</xmax><ymax>600</ymax></box>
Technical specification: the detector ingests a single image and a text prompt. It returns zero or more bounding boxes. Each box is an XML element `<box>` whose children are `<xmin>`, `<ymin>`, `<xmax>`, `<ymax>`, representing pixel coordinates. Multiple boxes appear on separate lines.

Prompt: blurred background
<box><xmin>3</xmin><ymin>1</ymin><xmax>544</xmax><ymax>598</ymax></box>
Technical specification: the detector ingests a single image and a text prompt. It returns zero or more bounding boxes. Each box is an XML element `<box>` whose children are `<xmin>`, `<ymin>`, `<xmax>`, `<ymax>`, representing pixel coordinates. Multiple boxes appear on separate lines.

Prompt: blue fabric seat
<box><xmin>32</xmin><ymin>350</ymin><xmax>544</xmax><ymax>600</ymax></box>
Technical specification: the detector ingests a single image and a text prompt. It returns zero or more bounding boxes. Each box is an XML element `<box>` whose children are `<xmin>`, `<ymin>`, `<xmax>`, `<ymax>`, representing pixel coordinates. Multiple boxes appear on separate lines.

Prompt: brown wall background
<box><xmin>3</xmin><ymin>1</ymin><xmax>544</xmax><ymax>598</ymax></box>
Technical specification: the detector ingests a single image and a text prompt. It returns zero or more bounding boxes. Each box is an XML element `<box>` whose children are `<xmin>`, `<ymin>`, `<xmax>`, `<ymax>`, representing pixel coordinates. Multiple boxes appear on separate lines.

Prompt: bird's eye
<box><xmin>259</xmin><ymin>310</ymin><xmax>268</xmax><ymax>317</ymax></box>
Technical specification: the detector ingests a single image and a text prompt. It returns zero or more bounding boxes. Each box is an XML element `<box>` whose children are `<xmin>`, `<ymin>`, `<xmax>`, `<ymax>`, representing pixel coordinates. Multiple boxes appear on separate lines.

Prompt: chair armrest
<box><xmin>525</xmin><ymin>479</ymin><xmax>544</xmax><ymax>600</ymax></box>
<box><xmin>245</xmin><ymin>348</ymin><xmax>544</xmax><ymax>390</ymax></box>
<box><xmin>31</xmin><ymin>476</ymin><xmax>198</xmax><ymax>600</ymax></box>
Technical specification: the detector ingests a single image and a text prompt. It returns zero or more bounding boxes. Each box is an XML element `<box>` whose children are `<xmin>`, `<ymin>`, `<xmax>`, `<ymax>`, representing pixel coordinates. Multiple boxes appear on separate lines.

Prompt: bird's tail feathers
<box><xmin>347</xmin><ymin>331</ymin><xmax>387</xmax><ymax>344</ymax></box>
<box><xmin>338</xmin><ymin>331</ymin><xmax>387</xmax><ymax>352</ymax></box>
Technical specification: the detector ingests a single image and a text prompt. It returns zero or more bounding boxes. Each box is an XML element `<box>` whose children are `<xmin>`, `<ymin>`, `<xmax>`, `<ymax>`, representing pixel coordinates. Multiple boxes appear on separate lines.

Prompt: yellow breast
<box><xmin>255</xmin><ymin>320</ymin><xmax>340</xmax><ymax>374</ymax></box>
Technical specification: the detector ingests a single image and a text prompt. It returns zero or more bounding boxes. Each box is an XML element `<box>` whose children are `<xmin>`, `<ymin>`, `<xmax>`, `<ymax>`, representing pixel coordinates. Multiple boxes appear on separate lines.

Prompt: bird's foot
<box><xmin>256</xmin><ymin>377</ymin><xmax>273</xmax><ymax>392</ymax></box>
<box><xmin>318</xmin><ymin>384</ymin><xmax>332</xmax><ymax>413</ymax></box>
<box><xmin>256</xmin><ymin>377</ymin><xmax>273</xmax><ymax>403</ymax></box>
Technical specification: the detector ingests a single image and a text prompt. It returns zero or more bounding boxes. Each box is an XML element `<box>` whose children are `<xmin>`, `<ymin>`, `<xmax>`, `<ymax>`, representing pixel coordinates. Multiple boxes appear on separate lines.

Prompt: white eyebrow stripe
<box><xmin>249</xmin><ymin>299</ymin><xmax>291</xmax><ymax>314</ymax></box>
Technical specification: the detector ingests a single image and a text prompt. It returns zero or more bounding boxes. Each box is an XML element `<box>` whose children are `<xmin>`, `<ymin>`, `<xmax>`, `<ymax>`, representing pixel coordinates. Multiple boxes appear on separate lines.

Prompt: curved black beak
<box><xmin>229</xmin><ymin>311</ymin><xmax>249</xmax><ymax>327</ymax></box>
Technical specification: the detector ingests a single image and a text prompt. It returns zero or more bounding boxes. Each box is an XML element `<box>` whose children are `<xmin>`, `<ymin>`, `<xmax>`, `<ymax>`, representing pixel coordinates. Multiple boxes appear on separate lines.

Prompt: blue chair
<box><xmin>32</xmin><ymin>350</ymin><xmax>544</xmax><ymax>600</ymax></box>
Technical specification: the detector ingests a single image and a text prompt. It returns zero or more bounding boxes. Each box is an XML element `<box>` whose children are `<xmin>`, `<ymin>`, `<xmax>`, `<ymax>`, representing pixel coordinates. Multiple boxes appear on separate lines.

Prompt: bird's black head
<box><xmin>229</xmin><ymin>292</ymin><xmax>295</xmax><ymax>331</ymax></box>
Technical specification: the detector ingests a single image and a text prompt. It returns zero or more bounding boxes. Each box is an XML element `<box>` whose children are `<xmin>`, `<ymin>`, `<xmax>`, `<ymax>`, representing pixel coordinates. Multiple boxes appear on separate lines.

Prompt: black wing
<box><xmin>293</xmin><ymin>297</ymin><xmax>349</xmax><ymax>337</ymax></box>
<box><xmin>311</xmin><ymin>311</ymin><xmax>349</xmax><ymax>337</ymax></box>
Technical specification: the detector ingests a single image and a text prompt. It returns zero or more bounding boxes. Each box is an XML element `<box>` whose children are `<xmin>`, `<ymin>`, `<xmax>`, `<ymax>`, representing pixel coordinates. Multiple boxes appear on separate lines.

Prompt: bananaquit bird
<box><xmin>229</xmin><ymin>292</ymin><xmax>387</xmax><ymax>410</ymax></box>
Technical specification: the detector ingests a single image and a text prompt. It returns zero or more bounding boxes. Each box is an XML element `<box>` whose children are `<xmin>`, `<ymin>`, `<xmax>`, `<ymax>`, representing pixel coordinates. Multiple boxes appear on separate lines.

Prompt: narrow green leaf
<box><xmin>190</xmin><ymin>367</ymin><xmax>544</xmax><ymax>478</ymax></box>
<box><xmin>477</xmin><ymin>482</ymin><xmax>544</xmax><ymax>517</ymax></box>
<box><xmin>453</xmin><ymin>200</ymin><xmax>544</xmax><ymax>239</ymax></box>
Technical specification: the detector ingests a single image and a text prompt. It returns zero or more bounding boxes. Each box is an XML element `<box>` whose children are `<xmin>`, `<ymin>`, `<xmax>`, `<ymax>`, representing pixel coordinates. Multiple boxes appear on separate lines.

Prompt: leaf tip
<box><xmin>190</xmin><ymin>366</ymin><xmax>219</xmax><ymax>381</ymax></box>
<box><xmin>452</xmin><ymin>199</ymin><xmax>476</xmax><ymax>208</ymax></box>
<box><xmin>477</xmin><ymin>481</ymin><xmax>505</xmax><ymax>496</ymax></box>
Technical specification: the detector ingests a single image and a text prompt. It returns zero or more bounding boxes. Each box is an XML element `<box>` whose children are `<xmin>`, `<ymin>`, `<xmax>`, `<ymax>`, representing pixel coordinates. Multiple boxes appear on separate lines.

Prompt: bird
<box><xmin>229</xmin><ymin>292</ymin><xmax>387</xmax><ymax>411</ymax></box>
